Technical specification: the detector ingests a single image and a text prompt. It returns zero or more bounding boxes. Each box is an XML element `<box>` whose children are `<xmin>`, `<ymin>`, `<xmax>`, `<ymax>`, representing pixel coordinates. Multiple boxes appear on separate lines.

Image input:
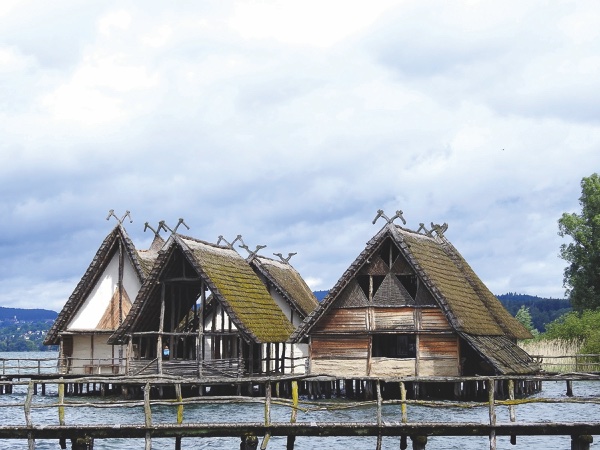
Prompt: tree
<box><xmin>515</xmin><ymin>305</ymin><xmax>539</xmax><ymax>337</ymax></box>
<box><xmin>558</xmin><ymin>173</ymin><xmax>600</xmax><ymax>311</ymax></box>
<box><xmin>544</xmin><ymin>309</ymin><xmax>600</xmax><ymax>353</ymax></box>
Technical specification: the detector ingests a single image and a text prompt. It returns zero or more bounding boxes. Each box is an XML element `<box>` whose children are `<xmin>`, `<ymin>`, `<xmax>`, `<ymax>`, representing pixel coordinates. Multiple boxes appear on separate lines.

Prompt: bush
<box><xmin>543</xmin><ymin>309</ymin><xmax>600</xmax><ymax>353</ymax></box>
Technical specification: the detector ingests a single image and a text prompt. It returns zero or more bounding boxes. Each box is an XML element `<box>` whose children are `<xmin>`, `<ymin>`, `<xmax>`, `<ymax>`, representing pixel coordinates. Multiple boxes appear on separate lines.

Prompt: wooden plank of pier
<box><xmin>0</xmin><ymin>422</ymin><xmax>598</xmax><ymax>440</ymax></box>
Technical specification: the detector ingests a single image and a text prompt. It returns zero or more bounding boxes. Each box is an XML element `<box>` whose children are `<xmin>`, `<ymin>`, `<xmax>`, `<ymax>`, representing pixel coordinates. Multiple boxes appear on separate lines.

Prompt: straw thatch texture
<box><xmin>180</xmin><ymin>237</ymin><xmax>295</xmax><ymax>342</ymax></box>
<box><xmin>251</xmin><ymin>256</ymin><xmax>319</xmax><ymax>317</ymax></box>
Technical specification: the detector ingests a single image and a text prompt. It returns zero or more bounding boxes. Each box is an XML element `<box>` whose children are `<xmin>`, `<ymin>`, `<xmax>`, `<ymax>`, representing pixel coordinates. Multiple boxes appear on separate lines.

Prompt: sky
<box><xmin>2</xmin><ymin>0</ymin><xmax>599</xmax><ymax>312</ymax></box>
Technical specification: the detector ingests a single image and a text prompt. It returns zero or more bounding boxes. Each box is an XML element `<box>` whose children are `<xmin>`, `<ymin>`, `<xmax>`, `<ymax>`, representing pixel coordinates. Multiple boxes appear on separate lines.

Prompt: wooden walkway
<box><xmin>0</xmin><ymin>373</ymin><xmax>599</xmax><ymax>449</ymax></box>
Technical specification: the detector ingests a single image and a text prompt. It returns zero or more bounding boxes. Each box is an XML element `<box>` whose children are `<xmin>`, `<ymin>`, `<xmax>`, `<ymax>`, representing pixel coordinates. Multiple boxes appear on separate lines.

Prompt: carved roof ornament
<box><xmin>372</xmin><ymin>209</ymin><xmax>407</xmax><ymax>226</ymax></box>
<box><xmin>417</xmin><ymin>223</ymin><xmax>430</xmax><ymax>235</ymax></box>
<box><xmin>144</xmin><ymin>222</ymin><xmax>161</xmax><ymax>237</ymax></box>
<box><xmin>106</xmin><ymin>209</ymin><xmax>133</xmax><ymax>225</ymax></box>
<box><xmin>273</xmin><ymin>252</ymin><xmax>297</xmax><ymax>264</ymax></box>
<box><xmin>158</xmin><ymin>218</ymin><xmax>190</xmax><ymax>235</ymax></box>
<box><xmin>430</xmin><ymin>222</ymin><xmax>449</xmax><ymax>237</ymax></box>
<box><xmin>217</xmin><ymin>234</ymin><xmax>244</xmax><ymax>249</ymax></box>
<box><xmin>239</xmin><ymin>243</ymin><xmax>266</xmax><ymax>261</ymax></box>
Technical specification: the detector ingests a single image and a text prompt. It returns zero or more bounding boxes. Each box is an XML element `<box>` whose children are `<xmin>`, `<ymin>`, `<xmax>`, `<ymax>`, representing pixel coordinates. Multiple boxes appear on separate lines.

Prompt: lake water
<box><xmin>0</xmin><ymin>352</ymin><xmax>598</xmax><ymax>449</ymax></box>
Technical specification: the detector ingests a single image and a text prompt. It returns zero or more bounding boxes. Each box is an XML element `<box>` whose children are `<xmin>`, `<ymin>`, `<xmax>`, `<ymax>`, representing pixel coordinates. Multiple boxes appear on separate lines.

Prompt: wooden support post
<box><xmin>400</xmin><ymin>381</ymin><xmax>408</xmax><ymax>449</ymax></box>
<box><xmin>566</xmin><ymin>380</ymin><xmax>574</xmax><ymax>397</ymax></box>
<box><xmin>144</xmin><ymin>382</ymin><xmax>152</xmax><ymax>450</ymax></box>
<box><xmin>241</xmin><ymin>434</ymin><xmax>259</xmax><ymax>450</ymax></box>
<box><xmin>401</xmin><ymin>435</ymin><xmax>408</xmax><ymax>450</ymax></box>
<box><xmin>41</xmin><ymin>383</ymin><xmax>46</xmax><ymax>396</ymax></box>
<box><xmin>175</xmin><ymin>383</ymin><xmax>183</xmax><ymax>450</ymax></box>
<box><xmin>261</xmin><ymin>381</ymin><xmax>271</xmax><ymax>449</ymax></box>
<box><xmin>158</xmin><ymin>283</ymin><xmax>166</xmax><ymax>375</ymax></box>
<box><xmin>508</xmin><ymin>379</ymin><xmax>516</xmax><ymax>445</ymax></box>
<box><xmin>58</xmin><ymin>379</ymin><xmax>66</xmax><ymax>426</ymax></box>
<box><xmin>376</xmin><ymin>379</ymin><xmax>382</xmax><ymax>450</ymax></box>
<box><xmin>410</xmin><ymin>435</ymin><xmax>427</xmax><ymax>450</ymax></box>
<box><xmin>286</xmin><ymin>380</ymin><xmax>298</xmax><ymax>450</ymax></box>
<box><xmin>25</xmin><ymin>381</ymin><xmax>34</xmax><ymax>450</ymax></box>
<box><xmin>571</xmin><ymin>435</ymin><xmax>593</xmax><ymax>450</ymax></box>
<box><xmin>487</xmin><ymin>378</ymin><xmax>496</xmax><ymax>450</ymax></box>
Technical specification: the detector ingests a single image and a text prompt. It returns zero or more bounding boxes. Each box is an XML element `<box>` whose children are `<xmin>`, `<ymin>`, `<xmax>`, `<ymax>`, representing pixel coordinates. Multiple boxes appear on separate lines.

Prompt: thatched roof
<box><xmin>44</xmin><ymin>225</ymin><xmax>158</xmax><ymax>346</ymax></box>
<box><xmin>293</xmin><ymin>222</ymin><xmax>533</xmax><ymax>343</ymax></box>
<box><xmin>110</xmin><ymin>235</ymin><xmax>295</xmax><ymax>344</ymax></box>
<box><xmin>251</xmin><ymin>256</ymin><xmax>319</xmax><ymax>318</ymax></box>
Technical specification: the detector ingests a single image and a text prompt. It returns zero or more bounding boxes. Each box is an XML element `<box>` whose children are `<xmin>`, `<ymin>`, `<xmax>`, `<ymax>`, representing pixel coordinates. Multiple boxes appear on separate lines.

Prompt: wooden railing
<box><xmin>531</xmin><ymin>353</ymin><xmax>600</xmax><ymax>373</ymax></box>
<box><xmin>0</xmin><ymin>357</ymin><xmax>58</xmax><ymax>376</ymax></box>
<box><xmin>0</xmin><ymin>374</ymin><xmax>599</xmax><ymax>449</ymax></box>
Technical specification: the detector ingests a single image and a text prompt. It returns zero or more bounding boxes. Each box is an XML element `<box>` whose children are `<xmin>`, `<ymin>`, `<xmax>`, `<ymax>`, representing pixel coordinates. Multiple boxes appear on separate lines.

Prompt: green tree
<box><xmin>558</xmin><ymin>173</ymin><xmax>600</xmax><ymax>311</ymax></box>
<box><xmin>515</xmin><ymin>305</ymin><xmax>539</xmax><ymax>337</ymax></box>
<box><xmin>544</xmin><ymin>309</ymin><xmax>600</xmax><ymax>353</ymax></box>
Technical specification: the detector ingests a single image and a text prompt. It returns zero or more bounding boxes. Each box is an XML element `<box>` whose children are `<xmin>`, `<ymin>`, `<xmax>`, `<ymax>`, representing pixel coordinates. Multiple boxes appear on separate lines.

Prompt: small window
<box><xmin>397</xmin><ymin>275</ymin><xmax>418</xmax><ymax>299</ymax></box>
<box><xmin>372</xmin><ymin>334</ymin><xmax>416</xmax><ymax>358</ymax></box>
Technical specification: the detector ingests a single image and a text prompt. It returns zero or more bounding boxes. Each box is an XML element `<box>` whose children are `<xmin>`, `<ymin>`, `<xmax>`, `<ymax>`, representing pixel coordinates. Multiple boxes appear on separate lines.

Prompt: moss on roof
<box><xmin>181</xmin><ymin>237</ymin><xmax>295</xmax><ymax>342</ymax></box>
<box><xmin>398</xmin><ymin>227</ymin><xmax>532</xmax><ymax>339</ymax></box>
<box><xmin>253</xmin><ymin>256</ymin><xmax>319</xmax><ymax>317</ymax></box>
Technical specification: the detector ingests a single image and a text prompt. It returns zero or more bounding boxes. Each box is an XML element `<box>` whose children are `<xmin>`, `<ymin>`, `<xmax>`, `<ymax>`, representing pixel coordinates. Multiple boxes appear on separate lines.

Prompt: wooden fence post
<box><xmin>508</xmin><ymin>379</ymin><xmax>516</xmax><ymax>445</ymax></box>
<box><xmin>400</xmin><ymin>381</ymin><xmax>408</xmax><ymax>450</ymax></box>
<box><xmin>25</xmin><ymin>380</ymin><xmax>34</xmax><ymax>450</ymax></box>
<box><xmin>175</xmin><ymin>383</ymin><xmax>183</xmax><ymax>450</ymax></box>
<box><xmin>287</xmin><ymin>380</ymin><xmax>298</xmax><ymax>450</ymax></box>
<box><xmin>144</xmin><ymin>382</ymin><xmax>152</xmax><ymax>450</ymax></box>
<box><xmin>488</xmin><ymin>378</ymin><xmax>496</xmax><ymax>450</ymax></box>
<box><xmin>376</xmin><ymin>379</ymin><xmax>383</xmax><ymax>450</ymax></box>
<box><xmin>260</xmin><ymin>381</ymin><xmax>271</xmax><ymax>449</ymax></box>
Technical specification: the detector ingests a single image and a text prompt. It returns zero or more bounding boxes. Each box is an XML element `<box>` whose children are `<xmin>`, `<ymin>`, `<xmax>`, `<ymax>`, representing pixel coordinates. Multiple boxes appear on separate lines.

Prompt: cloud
<box><xmin>2</xmin><ymin>0</ymin><xmax>600</xmax><ymax>315</ymax></box>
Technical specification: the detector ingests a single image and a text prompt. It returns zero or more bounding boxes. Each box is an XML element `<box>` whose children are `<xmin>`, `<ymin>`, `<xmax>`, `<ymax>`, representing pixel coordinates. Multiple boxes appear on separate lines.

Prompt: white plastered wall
<box><xmin>68</xmin><ymin>334</ymin><xmax>120</xmax><ymax>375</ymax></box>
<box><xmin>67</xmin><ymin>252</ymin><xmax>141</xmax><ymax>330</ymax></box>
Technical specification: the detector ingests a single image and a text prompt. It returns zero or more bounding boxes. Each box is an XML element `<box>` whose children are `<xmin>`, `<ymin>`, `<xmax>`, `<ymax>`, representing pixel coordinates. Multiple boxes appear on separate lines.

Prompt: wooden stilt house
<box><xmin>248</xmin><ymin>254</ymin><xmax>319</xmax><ymax>373</ymax></box>
<box><xmin>44</xmin><ymin>223</ymin><xmax>163</xmax><ymax>374</ymax></box>
<box><xmin>292</xmin><ymin>216</ymin><xmax>539</xmax><ymax>378</ymax></box>
<box><xmin>108</xmin><ymin>235</ymin><xmax>297</xmax><ymax>377</ymax></box>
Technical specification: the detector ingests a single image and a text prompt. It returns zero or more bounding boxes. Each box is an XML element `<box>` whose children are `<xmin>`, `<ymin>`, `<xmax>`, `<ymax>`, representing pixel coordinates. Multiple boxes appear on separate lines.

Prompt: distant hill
<box><xmin>496</xmin><ymin>293</ymin><xmax>571</xmax><ymax>333</ymax></box>
<box><xmin>0</xmin><ymin>306</ymin><xmax>58</xmax><ymax>322</ymax></box>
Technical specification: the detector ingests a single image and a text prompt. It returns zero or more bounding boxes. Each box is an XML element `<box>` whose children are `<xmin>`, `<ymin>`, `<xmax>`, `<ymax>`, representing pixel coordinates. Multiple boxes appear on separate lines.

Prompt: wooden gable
<box><xmin>96</xmin><ymin>288</ymin><xmax>132</xmax><ymax>330</ymax></box>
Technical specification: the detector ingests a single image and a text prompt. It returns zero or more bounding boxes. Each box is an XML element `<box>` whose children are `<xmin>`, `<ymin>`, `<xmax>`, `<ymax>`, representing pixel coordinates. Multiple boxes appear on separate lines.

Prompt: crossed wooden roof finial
<box><xmin>417</xmin><ymin>223</ymin><xmax>430</xmax><ymax>235</ymax></box>
<box><xmin>143</xmin><ymin>222</ymin><xmax>163</xmax><ymax>238</ymax></box>
<box><xmin>239</xmin><ymin>243</ymin><xmax>266</xmax><ymax>261</ymax></box>
<box><xmin>217</xmin><ymin>234</ymin><xmax>244</xmax><ymax>249</ymax></box>
<box><xmin>273</xmin><ymin>252</ymin><xmax>297</xmax><ymax>264</ymax></box>
<box><xmin>158</xmin><ymin>218</ymin><xmax>190</xmax><ymax>235</ymax></box>
<box><xmin>106</xmin><ymin>209</ymin><xmax>133</xmax><ymax>225</ymax></box>
<box><xmin>372</xmin><ymin>209</ymin><xmax>407</xmax><ymax>226</ymax></box>
<box><xmin>430</xmin><ymin>222</ymin><xmax>449</xmax><ymax>237</ymax></box>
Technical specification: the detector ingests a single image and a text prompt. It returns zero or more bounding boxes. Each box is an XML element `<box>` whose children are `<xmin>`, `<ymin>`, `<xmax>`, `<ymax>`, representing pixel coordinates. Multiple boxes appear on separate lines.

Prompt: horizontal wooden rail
<box><xmin>0</xmin><ymin>421</ymin><xmax>599</xmax><ymax>440</ymax></box>
<box><xmin>0</xmin><ymin>375</ymin><xmax>599</xmax><ymax>449</ymax></box>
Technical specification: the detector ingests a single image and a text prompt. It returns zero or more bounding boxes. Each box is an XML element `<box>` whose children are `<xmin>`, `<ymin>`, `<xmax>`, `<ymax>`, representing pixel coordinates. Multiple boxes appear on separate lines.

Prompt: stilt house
<box><xmin>248</xmin><ymin>253</ymin><xmax>319</xmax><ymax>373</ymax></box>
<box><xmin>44</xmin><ymin>223</ymin><xmax>163</xmax><ymax>374</ymax></box>
<box><xmin>292</xmin><ymin>216</ymin><xmax>539</xmax><ymax>378</ymax></box>
<box><xmin>109</xmin><ymin>234</ymin><xmax>301</xmax><ymax>377</ymax></box>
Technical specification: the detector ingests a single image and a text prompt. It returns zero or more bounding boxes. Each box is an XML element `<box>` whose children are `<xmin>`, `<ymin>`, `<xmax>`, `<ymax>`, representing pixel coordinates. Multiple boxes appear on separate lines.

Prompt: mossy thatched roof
<box><xmin>181</xmin><ymin>237</ymin><xmax>295</xmax><ymax>342</ymax></box>
<box><xmin>110</xmin><ymin>235</ymin><xmax>295</xmax><ymax>344</ymax></box>
<box><xmin>252</xmin><ymin>256</ymin><xmax>319</xmax><ymax>318</ymax></box>
<box><xmin>294</xmin><ymin>223</ymin><xmax>532</xmax><ymax>342</ymax></box>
